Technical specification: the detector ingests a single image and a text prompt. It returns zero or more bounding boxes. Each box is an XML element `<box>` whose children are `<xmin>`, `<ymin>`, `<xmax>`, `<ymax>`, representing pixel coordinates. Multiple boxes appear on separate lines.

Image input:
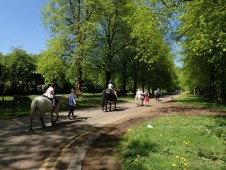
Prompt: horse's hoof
<box><xmin>29</xmin><ymin>127</ymin><xmax>33</xmax><ymax>131</ymax></box>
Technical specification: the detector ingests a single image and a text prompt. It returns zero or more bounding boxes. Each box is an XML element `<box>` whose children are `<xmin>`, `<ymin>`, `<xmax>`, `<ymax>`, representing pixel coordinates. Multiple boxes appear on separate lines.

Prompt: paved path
<box><xmin>0</xmin><ymin>94</ymin><xmax>181</xmax><ymax>170</ymax></box>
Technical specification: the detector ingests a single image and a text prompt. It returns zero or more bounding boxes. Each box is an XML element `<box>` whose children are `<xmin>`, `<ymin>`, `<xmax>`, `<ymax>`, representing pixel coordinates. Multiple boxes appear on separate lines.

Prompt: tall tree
<box><xmin>42</xmin><ymin>0</ymin><xmax>96</xmax><ymax>91</ymax></box>
<box><xmin>178</xmin><ymin>0</ymin><xmax>226</xmax><ymax>101</ymax></box>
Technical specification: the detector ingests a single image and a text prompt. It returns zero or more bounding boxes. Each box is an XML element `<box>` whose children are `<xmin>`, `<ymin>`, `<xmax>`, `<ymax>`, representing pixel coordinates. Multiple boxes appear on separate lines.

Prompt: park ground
<box><xmin>82</xmin><ymin>100</ymin><xmax>226</xmax><ymax>170</ymax></box>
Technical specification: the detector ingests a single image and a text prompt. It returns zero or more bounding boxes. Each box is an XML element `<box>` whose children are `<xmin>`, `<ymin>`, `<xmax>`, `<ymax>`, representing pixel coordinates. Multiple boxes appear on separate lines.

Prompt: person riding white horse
<box><xmin>43</xmin><ymin>83</ymin><xmax>57</xmax><ymax>107</ymax></box>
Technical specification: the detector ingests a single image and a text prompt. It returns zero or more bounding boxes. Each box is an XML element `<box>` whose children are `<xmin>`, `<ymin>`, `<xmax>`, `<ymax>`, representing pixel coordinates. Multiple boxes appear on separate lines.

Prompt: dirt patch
<box><xmin>82</xmin><ymin>102</ymin><xmax>226</xmax><ymax>170</ymax></box>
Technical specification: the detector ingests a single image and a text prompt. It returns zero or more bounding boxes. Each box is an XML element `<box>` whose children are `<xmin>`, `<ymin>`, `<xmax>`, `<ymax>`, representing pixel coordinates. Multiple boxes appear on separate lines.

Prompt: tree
<box><xmin>0</xmin><ymin>53</ymin><xmax>9</xmax><ymax>99</ymax></box>
<box><xmin>178</xmin><ymin>0</ymin><xmax>226</xmax><ymax>101</ymax></box>
<box><xmin>42</xmin><ymin>0</ymin><xmax>96</xmax><ymax>91</ymax></box>
<box><xmin>5</xmin><ymin>48</ymin><xmax>37</xmax><ymax>94</ymax></box>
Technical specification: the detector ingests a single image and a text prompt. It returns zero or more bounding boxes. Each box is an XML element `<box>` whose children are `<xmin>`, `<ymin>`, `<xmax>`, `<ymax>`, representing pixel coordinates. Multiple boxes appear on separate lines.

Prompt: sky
<box><xmin>0</xmin><ymin>0</ymin><xmax>49</xmax><ymax>55</ymax></box>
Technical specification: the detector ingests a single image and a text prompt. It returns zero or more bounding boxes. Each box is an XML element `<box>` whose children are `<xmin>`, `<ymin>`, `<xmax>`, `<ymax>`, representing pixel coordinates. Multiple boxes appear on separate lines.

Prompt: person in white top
<box><xmin>43</xmin><ymin>83</ymin><xmax>57</xmax><ymax>106</ymax></box>
<box><xmin>108</xmin><ymin>80</ymin><xmax>117</xmax><ymax>97</ymax></box>
<box><xmin>136</xmin><ymin>89</ymin><xmax>144</xmax><ymax>99</ymax></box>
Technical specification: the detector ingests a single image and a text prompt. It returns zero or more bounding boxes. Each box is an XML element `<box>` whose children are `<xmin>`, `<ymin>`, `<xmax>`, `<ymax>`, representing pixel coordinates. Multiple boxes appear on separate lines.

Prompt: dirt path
<box><xmin>82</xmin><ymin>100</ymin><xmax>226</xmax><ymax>170</ymax></box>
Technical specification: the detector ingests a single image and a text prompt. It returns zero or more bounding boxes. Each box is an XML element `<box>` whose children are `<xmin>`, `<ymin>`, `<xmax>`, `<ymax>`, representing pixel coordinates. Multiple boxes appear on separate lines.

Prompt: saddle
<box><xmin>106</xmin><ymin>89</ymin><xmax>112</xmax><ymax>94</ymax></box>
<box><xmin>106</xmin><ymin>89</ymin><xmax>117</xmax><ymax>97</ymax></box>
<box><xmin>43</xmin><ymin>95</ymin><xmax>58</xmax><ymax>106</ymax></box>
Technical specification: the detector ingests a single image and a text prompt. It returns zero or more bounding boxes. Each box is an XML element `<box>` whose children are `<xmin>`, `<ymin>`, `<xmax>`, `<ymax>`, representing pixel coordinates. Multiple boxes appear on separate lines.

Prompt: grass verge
<box><xmin>176</xmin><ymin>93</ymin><xmax>226</xmax><ymax>111</ymax></box>
<box><xmin>117</xmin><ymin>115</ymin><xmax>226</xmax><ymax>170</ymax></box>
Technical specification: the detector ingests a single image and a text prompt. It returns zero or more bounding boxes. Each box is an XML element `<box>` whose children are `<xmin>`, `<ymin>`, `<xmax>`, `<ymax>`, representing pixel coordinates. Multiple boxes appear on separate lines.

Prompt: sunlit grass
<box><xmin>117</xmin><ymin>115</ymin><xmax>226</xmax><ymax>170</ymax></box>
<box><xmin>176</xmin><ymin>93</ymin><xmax>226</xmax><ymax>111</ymax></box>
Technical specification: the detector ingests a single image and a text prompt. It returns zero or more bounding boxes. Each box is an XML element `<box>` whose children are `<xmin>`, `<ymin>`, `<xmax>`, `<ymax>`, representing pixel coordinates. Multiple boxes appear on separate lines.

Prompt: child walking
<box><xmin>144</xmin><ymin>90</ymin><xmax>150</xmax><ymax>106</ymax></box>
<box><xmin>67</xmin><ymin>88</ymin><xmax>76</xmax><ymax>120</ymax></box>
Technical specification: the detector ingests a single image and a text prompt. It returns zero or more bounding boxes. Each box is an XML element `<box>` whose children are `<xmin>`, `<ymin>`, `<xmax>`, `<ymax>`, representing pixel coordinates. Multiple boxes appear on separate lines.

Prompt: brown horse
<box><xmin>154</xmin><ymin>90</ymin><xmax>160</xmax><ymax>101</ymax></box>
<box><xmin>101</xmin><ymin>89</ymin><xmax>117</xmax><ymax>112</ymax></box>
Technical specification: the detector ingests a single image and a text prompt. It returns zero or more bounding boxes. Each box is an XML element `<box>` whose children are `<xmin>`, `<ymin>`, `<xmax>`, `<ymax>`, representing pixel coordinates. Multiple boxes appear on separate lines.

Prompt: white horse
<box><xmin>135</xmin><ymin>90</ymin><xmax>144</xmax><ymax>106</ymax></box>
<box><xmin>29</xmin><ymin>95</ymin><xmax>68</xmax><ymax>131</ymax></box>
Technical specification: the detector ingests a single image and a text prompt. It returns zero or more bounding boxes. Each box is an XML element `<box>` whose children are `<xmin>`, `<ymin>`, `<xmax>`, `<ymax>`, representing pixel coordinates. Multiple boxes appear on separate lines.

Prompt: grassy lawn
<box><xmin>0</xmin><ymin>93</ymin><xmax>134</xmax><ymax>119</ymax></box>
<box><xmin>117</xmin><ymin>115</ymin><xmax>226</xmax><ymax>170</ymax></box>
<box><xmin>116</xmin><ymin>93</ymin><xmax>226</xmax><ymax>170</ymax></box>
<box><xmin>176</xmin><ymin>93</ymin><xmax>226</xmax><ymax>111</ymax></box>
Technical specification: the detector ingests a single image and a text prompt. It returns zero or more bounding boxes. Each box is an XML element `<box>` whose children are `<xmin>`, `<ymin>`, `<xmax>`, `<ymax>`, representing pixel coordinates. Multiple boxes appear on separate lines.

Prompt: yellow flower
<box><xmin>172</xmin><ymin>163</ymin><xmax>176</xmax><ymax>167</ymax></box>
<box><xmin>128</xmin><ymin>128</ymin><xmax>132</xmax><ymax>132</ymax></box>
<box><xmin>176</xmin><ymin>156</ymin><xmax>179</xmax><ymax>159</ymax></box>
<box><xmin>181</xmin><ymin>158</ymin><xmax>187</xmax><ymax>161</ymax></box>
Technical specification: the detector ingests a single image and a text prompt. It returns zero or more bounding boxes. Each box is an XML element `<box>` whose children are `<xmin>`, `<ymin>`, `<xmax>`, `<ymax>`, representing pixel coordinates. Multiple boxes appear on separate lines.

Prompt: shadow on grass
<box><xmin>0</xmin><ymin>100</ymin><xmax>31</xmax><ymax>119</ymax></box>
<box><xmin>176</xmin><ymin>94</ymin><xmax>226</xmax><ymax>111</ymax></box>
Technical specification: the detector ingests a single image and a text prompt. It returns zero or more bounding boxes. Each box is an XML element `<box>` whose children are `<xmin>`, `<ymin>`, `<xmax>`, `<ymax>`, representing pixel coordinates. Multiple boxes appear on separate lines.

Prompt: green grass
<box><xmin>0</xmin><ymin>93</ymin><xmax>134</xmax><ymax>119</ymax></box>
<box><xmin>176</xmin><ymin>93</ymin><xmax>226</xmax><ymax>111</ymax></box>
<box><xmin>117</xmin><ymin>115</ymin><xmax>226</xmax><ymax>170</ymax></box>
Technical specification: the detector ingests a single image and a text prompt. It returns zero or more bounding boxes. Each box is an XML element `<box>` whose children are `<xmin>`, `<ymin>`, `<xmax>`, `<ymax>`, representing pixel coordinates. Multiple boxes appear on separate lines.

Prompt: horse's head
<box><xmin>56</xmin><ymin>95</ymin><xmax>69</xmax><ymax>105</ymax></box>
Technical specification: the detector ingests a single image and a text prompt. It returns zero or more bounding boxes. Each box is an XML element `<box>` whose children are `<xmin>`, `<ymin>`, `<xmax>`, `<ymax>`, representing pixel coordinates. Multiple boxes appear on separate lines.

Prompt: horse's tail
<box><xmin>29</xmin><ymin>99</ymin><xmax>37</xmax><ymax>131</ymax></box>
<box><xmin>101</xmin><ymin>90</ymin><xmax>106</xmax><ymax>109</ymax></box>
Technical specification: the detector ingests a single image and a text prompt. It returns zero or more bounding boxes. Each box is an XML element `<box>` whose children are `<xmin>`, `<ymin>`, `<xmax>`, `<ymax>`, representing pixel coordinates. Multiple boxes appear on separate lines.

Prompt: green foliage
<box><xmin>36</xmin><ymin>50</ymin><xmax>67</xmax><ymax>87</ymax></box>
<box><xmin>40</xmin><ymin>0</ymin><xmax>179</xmax><ymax>93</ymax></box>
<box><xmin>117</xmin><ymin>115</ymin><xmax>226</xmax><ymax>170</ymax></box>
<box><xmin>42</xmin><ymin>0</ymin><xmax>97</xmax><ymax>90</ymax></box>
<box><xmin>178</xmin><ymin>0</ymin><xmax>226</xmax><ymax>101</ymax></box>
<box><xmin>1</xmin><ymin>48</ymin><xmax>40</xmax><ymax>94</ymax></box>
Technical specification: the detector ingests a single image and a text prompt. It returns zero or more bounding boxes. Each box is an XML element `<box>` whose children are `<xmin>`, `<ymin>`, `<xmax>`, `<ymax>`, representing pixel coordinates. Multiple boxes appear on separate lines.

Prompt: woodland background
<box><xmin>0</xmin><ymin>0</ymin><xmax>225</xmax><ymax>102</ymax></box>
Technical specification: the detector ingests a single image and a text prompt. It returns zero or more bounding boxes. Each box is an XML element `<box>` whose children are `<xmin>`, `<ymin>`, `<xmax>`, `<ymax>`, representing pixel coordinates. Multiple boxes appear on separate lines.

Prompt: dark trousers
<box><xmin>68</xmin><ymin>106</ymin><xmax>75</xmax><ymax>119</ymax></box>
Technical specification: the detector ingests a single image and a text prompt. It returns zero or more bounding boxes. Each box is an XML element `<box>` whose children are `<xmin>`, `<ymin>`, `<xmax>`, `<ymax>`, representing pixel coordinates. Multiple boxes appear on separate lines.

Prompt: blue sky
<box><xmin>0</xmin><ymin>0</ymin><xmax>49</xmax><ymax>55</ymax></box>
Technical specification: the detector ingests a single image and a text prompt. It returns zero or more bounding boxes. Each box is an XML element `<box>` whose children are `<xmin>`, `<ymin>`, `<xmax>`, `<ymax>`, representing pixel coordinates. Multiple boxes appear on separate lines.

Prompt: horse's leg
<box><xmin>109</xmin><ymin>101</ymin><xmax>112</xmax><ymax>111</ymax></box>
<box><xmin>105</xmin><ymin>101</ymin><xmax>108</xmax><ymax>112</ymax></box>
<box><xmin>40</xmin><ymin>115</ymin><xmax>46</xmax><ymax>128</ymax></box>
<box><xmin>52</xmin><ymin>112</ymin><xmax>59</xmax><ymax>125</ymax></box>
<box><xmin>114</xmin><ymin>100</ymin><xmax>116</xmax><ymax>110</ymax></box>
<box><xmin>141</xmin><ymin>98</ymin><xmax>144</xmax><ymax>105</ymax></box>
<box><xmin>29</xmin><ymin>114</ymin><xmax>33</xmax><ymax>131</ymax></box>
<box><xmin>51</xmin><ymin>111</ymin><xmax>54</xmax><ymax>125</ymax></box>
<box><xmin>102</xmin><ymin>99</ymin><xmax>105</xmax><ymax>111</ymax></box>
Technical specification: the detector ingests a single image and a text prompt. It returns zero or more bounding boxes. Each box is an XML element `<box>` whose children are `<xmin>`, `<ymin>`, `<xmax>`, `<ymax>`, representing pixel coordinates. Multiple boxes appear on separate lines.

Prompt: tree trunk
<box><xmin>122</xmin><ymin>60</ymin><xmax>127</xmax><ymax>95</ymax></box>
<box><xmin>105</xmin><ymin>70</ymin><xmax>111</xmax><ymax>88</ymax></box>
<box><xmin>133</xmin><ymin>60</ymin><xmax>139</xmax><ymax>95</ymax></box>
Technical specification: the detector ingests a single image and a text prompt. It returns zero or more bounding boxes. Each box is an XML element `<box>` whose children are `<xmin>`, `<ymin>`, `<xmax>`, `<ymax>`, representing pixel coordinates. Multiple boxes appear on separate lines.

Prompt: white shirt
<box><xmin>43</xmin><ymin>86</ymin><xmax>55</xmax><ymax>98</ymax></box>
<box><xmin>108</xmin><ymin>83</ymin><xmax>113</xmax><ymax>89</ymax></box>
<box><xmin>136</xmin><ymin>90</ymin><xmax>144</xmax><ymax>98</ymax></box>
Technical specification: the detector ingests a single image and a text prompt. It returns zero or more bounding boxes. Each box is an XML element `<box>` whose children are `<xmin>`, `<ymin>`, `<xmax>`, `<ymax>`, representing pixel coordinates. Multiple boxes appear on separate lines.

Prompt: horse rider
<box><xmin>156</xmin><ymin>87</ymin><xmax>161</xmax><ymax>95</ymax></box>
<box><xmin>108</xmin><ymin>80</ymin><xmax>117</xmax><ymax>97</ymax></box>
<box><xmin>43</xmin><ymin>83</ymin><xmax>58</xmax><ymax>107</ymax></box>
<box><xmin>136</xmin><ymin>88</ymin><xmax>145</xmax><ymax>105</ymax></box>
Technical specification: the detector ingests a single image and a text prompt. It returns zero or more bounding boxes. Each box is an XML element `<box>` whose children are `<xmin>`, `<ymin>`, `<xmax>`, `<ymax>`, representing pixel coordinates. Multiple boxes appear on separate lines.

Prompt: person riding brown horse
<box><xmin>101</xmin><ymin>88</ymin><xmax>117</xmax><ymax>112</ymax></box>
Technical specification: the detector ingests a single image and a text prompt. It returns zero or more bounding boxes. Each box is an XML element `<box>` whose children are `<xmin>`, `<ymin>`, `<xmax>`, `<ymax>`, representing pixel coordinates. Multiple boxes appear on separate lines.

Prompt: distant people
<box><xmin>144</xmin><ymin>90</ymin><xmax>150</xmax><ymax>106</ymax></box>
<box><xmin>108</xmin><ymin>80</ymin><xmax>117</xmax><ymax>97</ymax></box>
<box><xmin>157</xmin><ymin>87</ymin><xmax>161</xmax><ymax>95</ymax></box>
<box><xmin>136</xmin><ymin>88</ymin><xmax>145</xmax><ymax>106</ymax></box>
<box><xmin>155</xmin><ymin>88</ymin><xmax>161</xmax><ymax>101</ymax></box>
<box><xmin>136</xmin><ymin>89</ymin><xmax>144</xmax><ymax>99</ymax></box>
<box><xmin>43</xmin><ymin>83</ymin><xmax>57</xmax><ymax>107</ymax></box>
<box><xmin>67</xmin><ymin>88</ymin><xmax>77</xmax><ymax>120</ymax></box>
